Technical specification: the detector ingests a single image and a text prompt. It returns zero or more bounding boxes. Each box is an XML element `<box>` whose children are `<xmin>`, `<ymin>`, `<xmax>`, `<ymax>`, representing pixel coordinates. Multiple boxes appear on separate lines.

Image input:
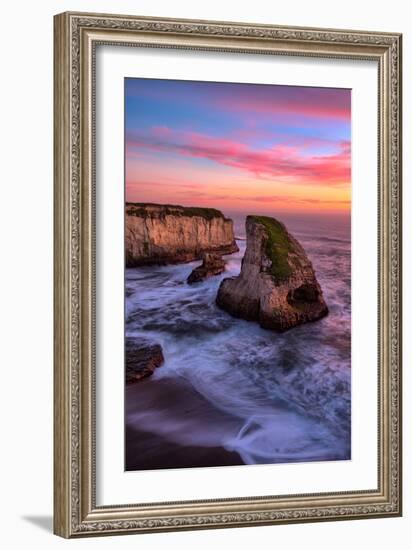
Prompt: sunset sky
<box><xmin>125</xmin><ymin>78</ymin><xmax>351</xmax><ymax>214</ymax></box>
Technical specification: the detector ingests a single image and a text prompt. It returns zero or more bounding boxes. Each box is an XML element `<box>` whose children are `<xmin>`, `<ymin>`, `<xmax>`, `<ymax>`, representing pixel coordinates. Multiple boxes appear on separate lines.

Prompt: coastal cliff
<box><xmin>216</xmin><ymin>215</ymin><xmax>328</xmax><ymax>331</ymax></box>
<box><xmin>126</xmin><ymin>203</ymin><xmax>238</xmax><ymax>266</ymax></box>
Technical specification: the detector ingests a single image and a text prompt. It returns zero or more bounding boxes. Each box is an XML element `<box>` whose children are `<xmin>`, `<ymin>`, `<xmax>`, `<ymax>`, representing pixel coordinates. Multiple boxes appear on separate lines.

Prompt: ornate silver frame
<box><xmin>53</xmin><ymin>11</ymin><xmax>402</xmax><ymax>538</ymax></box>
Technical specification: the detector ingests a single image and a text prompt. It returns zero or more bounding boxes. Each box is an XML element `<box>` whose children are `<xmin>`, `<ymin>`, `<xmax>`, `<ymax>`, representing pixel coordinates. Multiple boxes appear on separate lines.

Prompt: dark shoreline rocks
<box><xmin>125</xmin><ymin>203</ymin><xmax>238</xmax><ymax>267</ymax></box>
<box><xmin>216</xmin><ymin>215</ymin><xmax>328</xmax><ymax>331</ymax></box>
<box><xmin>125</xmin><ymin>337</ymin><xmax>165</xmax><ymax>383</ymax></box>
<box><xmin>187</xmin><ymin>253</ymin><xmax>226</xmax><ymax>284</ymax></box>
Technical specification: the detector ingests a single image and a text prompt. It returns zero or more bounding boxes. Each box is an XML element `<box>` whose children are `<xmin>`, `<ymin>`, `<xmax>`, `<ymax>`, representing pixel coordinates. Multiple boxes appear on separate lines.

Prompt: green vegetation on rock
<box><xmin>248</xmin><ymin>215</ymin><xmax>294</xmax><ymax>280</ymax></box>
<box><xmin>126</xmin><ymin>202</ymin><xmax>226</xmax><ymax>221</ymax></box>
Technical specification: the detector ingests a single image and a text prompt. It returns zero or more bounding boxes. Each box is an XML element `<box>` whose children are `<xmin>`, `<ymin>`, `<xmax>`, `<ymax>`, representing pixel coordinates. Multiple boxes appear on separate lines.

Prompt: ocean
<box><xmin>125</xmin><ymin>212</ymin><xmax>351</xmax><ymax>469</ymax></box>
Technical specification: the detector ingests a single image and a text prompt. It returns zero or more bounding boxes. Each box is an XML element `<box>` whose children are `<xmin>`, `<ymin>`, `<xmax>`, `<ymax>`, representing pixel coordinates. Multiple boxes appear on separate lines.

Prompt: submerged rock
<box><xmin>187</xmin><ymin>253</ymin><xmax>226</xmax><ymax>284</ymax></box>
<box><xmin>216</xmin><ymin>215</ymin><xmax>328</xmax><ymax>331</ymax></box>
<box><xmin>125</xmin><ymin>337</ymin><xmax>165</xmax><ymax>383</ymax></box>
<box><xmin>125</xmin><ymin>203</ymin><xmax>238</xmax><ymax>266</ymax></box>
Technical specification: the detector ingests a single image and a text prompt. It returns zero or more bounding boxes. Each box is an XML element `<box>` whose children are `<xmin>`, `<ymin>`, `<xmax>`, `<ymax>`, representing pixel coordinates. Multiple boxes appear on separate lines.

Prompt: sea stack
<box><xmin>187</xmin><ymin>253</ymin><xmax>226</xmax><ymax>284</ymax></box>
<box><xmin>216</xmin><ymin>215</ymin><xmax>328</xmax><ymax>331</ymax></box>
<box><xmin>125</xmin><ymin>203</ymin><xmax>238</xmax><ymax>266</ymax></box>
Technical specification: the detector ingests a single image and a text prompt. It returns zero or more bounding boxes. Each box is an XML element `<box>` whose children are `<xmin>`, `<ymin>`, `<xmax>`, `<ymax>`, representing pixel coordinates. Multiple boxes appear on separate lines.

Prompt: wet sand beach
<box><xmin>125</xmin><ymin>376</ymin><xmax>245</xmax><ymax>470</ymax></box>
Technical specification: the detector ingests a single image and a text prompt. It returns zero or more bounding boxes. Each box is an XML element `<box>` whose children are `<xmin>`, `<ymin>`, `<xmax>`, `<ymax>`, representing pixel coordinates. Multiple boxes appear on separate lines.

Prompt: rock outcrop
<box><xmin>216</xmin><ymin>215</ymin><xmax>328</xmax><ymax>331</ymax></box>
<box><xmin>126</xmin><ymin>337</ymin><xmax>165</xmax><ymax>383</ymax></box>
<box><xmin>187</xmin><ymin>253</ymin><xmax>226</xmax><ymax>284</ymax></box>
<box><xmin>126</xmin><ymin>203</ymin><xmax>238</xmax><ymax>266</ymax></box>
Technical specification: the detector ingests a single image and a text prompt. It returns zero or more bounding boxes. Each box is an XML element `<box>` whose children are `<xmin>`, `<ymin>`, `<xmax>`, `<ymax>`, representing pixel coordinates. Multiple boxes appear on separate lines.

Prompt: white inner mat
<box><xmin>95</xmin><ymin>45</ymin><xmax>378</xmax><ymax>506</ymax></box>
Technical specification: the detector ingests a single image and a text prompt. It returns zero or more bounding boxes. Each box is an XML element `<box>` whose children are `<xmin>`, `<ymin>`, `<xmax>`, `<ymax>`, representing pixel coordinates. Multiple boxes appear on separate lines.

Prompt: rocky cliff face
<box><xmin>126</xmin><ymin>203</ymin><xmax>238</xmax><ymax>266</ymax></box>
<box><xmin>126</xmin><ymin>337</ymin><xmax>164</xmax><ymax>383</ymax></box>
<box><xmin>216</xmin><ymin>215</ymin><xmax>328</xmax><ymax>331</ymax></box>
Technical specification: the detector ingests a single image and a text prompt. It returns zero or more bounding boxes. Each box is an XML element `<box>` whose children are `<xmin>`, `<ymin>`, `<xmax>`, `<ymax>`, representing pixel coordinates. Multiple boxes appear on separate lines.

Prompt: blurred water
<box><xmin>125</xmin><ymin>213</ymin><xmax>351</xmax><ymax>465</ymax></box>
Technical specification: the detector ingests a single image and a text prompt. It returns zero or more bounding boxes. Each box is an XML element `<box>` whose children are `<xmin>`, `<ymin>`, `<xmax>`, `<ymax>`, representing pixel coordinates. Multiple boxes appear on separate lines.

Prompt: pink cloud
<box><xmin>126</xmin><ymin>81</ymin><xmax>350</xmax><ymax>122</ymax></box>
<box><xmin>244</xmin><ymin>196</ymin><xmax>351</xmax><ymax>205</ymax></box>
<box><xmin>126</xmin><ymin>128</ymin><xmax>351</xmax><ymax>185</ymax></box>
<box><xmin>151</xmin><ymin>125</ymin><xmax>172</xmax><ymax>137</ymax></box>
<box><xmin>214</xmin><ymin>92</ymin><xmax>351</xmax><ymax>121</ymax></box>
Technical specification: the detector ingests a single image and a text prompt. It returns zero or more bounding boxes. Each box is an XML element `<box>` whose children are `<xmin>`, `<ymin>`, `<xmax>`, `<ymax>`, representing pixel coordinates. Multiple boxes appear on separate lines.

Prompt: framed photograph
<box><xmin>53</xmin><ymin>11</ymin><xmax>402</xmax><ymax>538</ymax></box>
